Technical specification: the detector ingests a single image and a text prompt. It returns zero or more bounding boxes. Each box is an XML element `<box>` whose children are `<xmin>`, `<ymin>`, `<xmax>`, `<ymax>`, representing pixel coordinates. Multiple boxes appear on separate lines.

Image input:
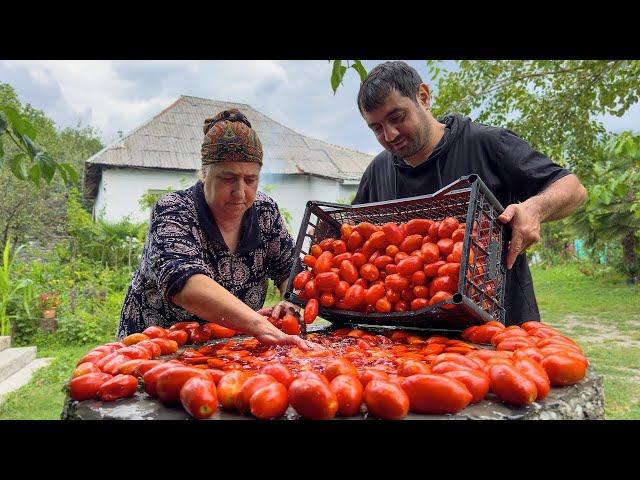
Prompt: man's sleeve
<box><xmin>495</xmin><ymin>129</ymin><xmax>571</xmax><ymax>202</ymax></box>
<box><xmin>147</xmin><ymin>195</ymin><xmax>212</xmax><ymax>303</ymax></box>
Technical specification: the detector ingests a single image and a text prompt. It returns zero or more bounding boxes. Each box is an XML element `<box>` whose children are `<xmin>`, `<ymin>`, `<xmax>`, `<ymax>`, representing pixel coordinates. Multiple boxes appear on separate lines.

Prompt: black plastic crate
<box><xmin>284</xmin><ymin>175</ymin><xmax>509</xmax><ymax>334</ymax></box>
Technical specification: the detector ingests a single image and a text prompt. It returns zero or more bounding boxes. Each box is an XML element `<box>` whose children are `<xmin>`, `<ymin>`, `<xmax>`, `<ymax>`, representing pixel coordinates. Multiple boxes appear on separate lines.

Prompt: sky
<box><xmin>1</xmin><ymin>60</ymin><xmax>639</xmax><ymax>155</ymax></box>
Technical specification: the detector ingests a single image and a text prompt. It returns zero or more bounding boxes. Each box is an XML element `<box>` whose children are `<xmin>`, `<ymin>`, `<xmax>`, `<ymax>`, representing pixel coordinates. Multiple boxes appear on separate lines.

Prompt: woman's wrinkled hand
<box><xmin>255</xmin><ymin>327</ymin><xmax>325</xmax><ymax>351</ymax></box>
<box><xmin>257</xmin><ymin>300</ymin><xmax>300</xmax><ymax>321</ymax></box>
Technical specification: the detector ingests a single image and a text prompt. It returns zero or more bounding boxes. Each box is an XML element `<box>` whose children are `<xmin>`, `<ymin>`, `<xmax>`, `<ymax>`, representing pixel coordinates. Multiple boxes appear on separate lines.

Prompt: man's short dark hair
<box><xmin>357</xmin><ymin>61</ymin><xmax>423</xmax><ymax>114</ymax></box>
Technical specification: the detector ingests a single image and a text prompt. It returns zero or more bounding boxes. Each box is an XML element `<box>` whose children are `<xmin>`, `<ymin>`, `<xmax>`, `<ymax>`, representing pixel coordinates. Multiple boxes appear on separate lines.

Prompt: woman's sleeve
<box><xmin>147</xmin><ymin>194</ymin><xmax>212</xmax><ymax>303</ymax></box>
<box><xmin>263</xmin><ymin>202</ymin><xmax>296</xmax><ymax>289</ymax></box>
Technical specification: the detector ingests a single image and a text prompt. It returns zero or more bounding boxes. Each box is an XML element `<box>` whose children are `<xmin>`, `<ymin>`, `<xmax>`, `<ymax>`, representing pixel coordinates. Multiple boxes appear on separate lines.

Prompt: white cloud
<box><xmin>1</xmin><ymin>59</ymin><xmax>639</xmax><ymax>156</ymax></box>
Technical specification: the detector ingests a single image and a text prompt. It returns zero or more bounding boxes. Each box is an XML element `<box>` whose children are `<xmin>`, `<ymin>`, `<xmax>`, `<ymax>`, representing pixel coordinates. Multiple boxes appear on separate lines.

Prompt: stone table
<box><xmin>61</xmin><ymin>327</ymin><xmax>605</xmax><ymax>420</ymax></box>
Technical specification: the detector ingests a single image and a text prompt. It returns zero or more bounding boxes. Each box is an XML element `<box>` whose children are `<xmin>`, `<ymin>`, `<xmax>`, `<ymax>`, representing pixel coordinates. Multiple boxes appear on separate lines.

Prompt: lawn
<box><xmin>1</xmin><ymin>263</ymin><xmax>638</xmax><ymax>420</ymax></box>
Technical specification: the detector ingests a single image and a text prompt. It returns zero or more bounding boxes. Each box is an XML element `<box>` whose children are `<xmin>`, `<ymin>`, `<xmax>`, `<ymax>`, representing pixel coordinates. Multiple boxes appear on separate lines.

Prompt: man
<box><xmin>353</xmin><ymin>61</ymin><xmax>587</xmax><ymax>325</ymax></box>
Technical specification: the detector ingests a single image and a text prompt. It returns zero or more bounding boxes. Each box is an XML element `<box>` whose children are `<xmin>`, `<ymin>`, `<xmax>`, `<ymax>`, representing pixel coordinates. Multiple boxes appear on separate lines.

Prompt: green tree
<box><xmin>570</xmin><ymin>132</ymin><xmax>640</xmax><ymax>279</ymax></box>
<box><xmin>0</xmin><ymin>85</ymin><xmax>104</xmax><ymax>247</ymax></box>
<box><xmin>0</xmin><ymin>83</ymin><xmax>80</xmax><ymax>185</ymax></box>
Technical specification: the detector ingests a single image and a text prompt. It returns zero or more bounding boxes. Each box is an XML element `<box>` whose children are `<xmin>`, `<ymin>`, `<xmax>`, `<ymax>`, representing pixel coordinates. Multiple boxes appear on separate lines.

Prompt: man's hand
<box><xmin>498</xmin><ymin>202</ymin><xmax>541</xmax><ymax>269</ymax></box>
<box><xmin>257</xmin><ymin>300</ymin><xmax>300</xmax><ymax>321</ymax></box>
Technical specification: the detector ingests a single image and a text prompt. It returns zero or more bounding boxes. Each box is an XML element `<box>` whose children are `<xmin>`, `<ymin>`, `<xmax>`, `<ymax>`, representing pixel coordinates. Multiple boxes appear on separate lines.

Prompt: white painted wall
<box><xmin>94</xmin><ymin>168</ymin><xmax>198</xmax><ymax>223</ymax></box>
<box><xmin>94</xmin><ymin>168</ymin><xmax>362</xmax><ymax>235</ymax></box>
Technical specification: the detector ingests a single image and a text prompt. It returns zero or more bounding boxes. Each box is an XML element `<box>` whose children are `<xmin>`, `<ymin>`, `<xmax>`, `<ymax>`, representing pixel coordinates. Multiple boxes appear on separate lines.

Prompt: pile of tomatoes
<box><xmin>294</xmin><ymin>217</ymin><xmax>493</xmax><ymax>323</ymax></box>
<box><xmin>68</xmin><ymin>320</ymin><xmax>588</xmax><ymax>420</ymax></box>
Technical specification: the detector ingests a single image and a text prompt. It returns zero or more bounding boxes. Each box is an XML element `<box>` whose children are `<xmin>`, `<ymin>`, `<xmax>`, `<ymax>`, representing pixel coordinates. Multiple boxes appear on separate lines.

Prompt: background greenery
<box><xmin>1</xmin><ymin>60</ymin><xmax>639</xmax><ymax>419</ymax></box>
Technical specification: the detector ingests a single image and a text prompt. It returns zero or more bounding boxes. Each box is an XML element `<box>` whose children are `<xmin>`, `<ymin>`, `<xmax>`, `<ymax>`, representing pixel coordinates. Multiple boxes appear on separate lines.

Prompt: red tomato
<box><xmin>396</xmin><ymin>256</ymin><xmax>424</xmax><ymax>277</ymax></box>
<box><xmin>429</xmin><ymin>276</ymin><xmax>457</xmax><ymax>296</ymax></box>
<box><xmin>310</xmin><ymin>244</ymin><xmax>323</xmax><ymax>257</ymax></box>
<box><xmin>72</xmin><ymin>362</ymin><xmax>101</xmax><ymax>378</ymax></box>
<box><xmin>420</xmin><ymin>242</ymin><xmax>440</xmax><ymax>264</ymax></box>
<box><xmin>442</xmin><ymin>369</ymin><xmax>490</xmax><ymax>404</ymax></box>
<box><xmin>423</xmin><ymin>260</ymin><xmax>446</xmax><ymax>278</ymax></box>
<box><xmin>438</xmin><ymin>262</ymin><xmax>461</xmax><ymax>278</ymax></box>
<box><xmin>303</xmin><ymin>255</ymin><xmax>317</xmax><ymax>268</ymax></box>
<box><xmin>359</xmin><ymin>263</ymin><xmax>380</xmax><ymax>282</ymax></box>
<box><xmin>436</xmin><ymin>238</ymin><xmax>454</xmax><ymax>256</ymax></box>
<box><xmin>405</xmin><ymin>218</ymin><xmax>433</xmax><ymax>236</ymax></box>
<box><xmin>319</xmin><ymin>292</ymin><xmax>336</xmax><ymax>308</ymax></box>
<box><xmin>394</xmin><ymin>300</ymin><xmax>409</xmax><ymax>312</ymax></box>
<box><xmin>401</xmin><ymin>374</ymin><xmax>472</xmax><ymax>414</ymax></box>
<box><xmin>260</xmin><ymin>363</ymin><xmax>294</xmax><ymax>387</ymax></box>
<box><xmin>142</xmin><ymin>326</ymin><xmax>168</xmax><ymax>339</ymax></box>
<box><xmin>368</xmin><ymin>231</ymin><xmax>388</xmax><ymax>250</ymax></box>
<box><xmin>451</xmin><ymin>241</ymin><xmax>464</xmax><ymax>263</ymax></box>
<box><xmin>98</xmin><ymin>374</ymin><xmax>138</xmax><ymax>402</ymax></box>
<box><xmin>412</xmin><ymin>285</ymin><xmax>429</xmax><ymax>299</ymax></box>
<box><xmin>304</xmin><ymin>278</ymin><xmax>318</xmax><ymax>299</ymax></box>
<box><xmin>288</xmin><ymin>378</ymin><xmax>339</xmax><ymax>420</ymax></box>
<box><xmin>293</xmin><ymin>270</ymin><xmax>313</xmax><ymax>290</ymax></box>
<box><xmin>330</xmin><ymin>374</ymin><xmax>364</xmax><ymax>417</ymax></box>
<box><xmin>382</xmin><ymin>222</ymin><xmax>405</xmax><ymax>245</ymax></box>
<box><xmin>166</xmin><ymin>330</ymin><xmax>188</xmax><ymax>347</ymax></box>
<box><xmin>359</xmin><ymin>369</ymin><xmax>390</xmax><ymax>387</ymax></box>
<box><xmin>400</xmin><ymin>234</ymin><xmax>424</xmax><ymax>254</ymax></box>
<box><xmin>314</xmin><ymin>251</ymin><xmax>334</xmax><ymax>274</ymax></box>
<box><xmin>250</xmin><ymin>382</ymin><xmax>289</xmax><ymax>419</ymax></box>
<box><xmin>514</xmin><ymin>357</ymin><xmax>550</xmax><ymax>400</ymax></box>
<box><xmin>334</xmin><ymin>280</ymin><xmax>350</xmax><ymax>299</ymax></box>
<box><xmin>319</xmin><ymin>238</ymin><xmax>334</xmax><ymax>251</ymax></box>
<box><xmin>69</xmin><ymin>372</ymin><xmax>113</xmax><ymax>401</ymax></box>
<box><xmin>384</xmin><ymin>274</ymin><xmax>410</xmax><ymax>291</ymax></box>
<box><xmin>348</xmin><ymin>231</ymin><xmax>364</xmax><ymax>252</ymax></box>
<box><xmin>488</xmin><ymin>364</ymin><xmax>538</xmax><ymax>405</ymax></box>
<box><xmin>451</xmin><ymin>229</ymin><xmax>465</xmax><ymax>242</ymax></box>
<box><xmin>206</xmin><ymin>323</ymin><xmax>236</xmax><ymax>339</ymax></box>
<box><xmin>429</xmin><ymin>290</ymin><xmax>453</xmax><ymax>308</ymax></box>
<box><xmin>122</xmin><ymin>333</ymin><xmax>150</xmax><ymax>346</ymax></box>
<box><xmin>467</xmin><ymin>324</ymin><xmax>504</xmax><ymax>344</ymax></box>
<box><xmin>355</xmin><ymin>222</ymin><xmax>379</xmax><ymax>240</ymax></box>
<box><xmin>143</xmin><ymin>362</ymin><xmax>183</xmax><ymax>397</ymax></box>
<box><xmin>325</xmin><ymin>358</ymin><xmax>358</xmax><ymax>381</ymax></box>
<box><xmin>410</xmin><ymin>270</ymin><xmax>426</xmax><ymax>286</ymax></box>
<box><xmin>216</xmin><ymin>370</ymin><xmax>251</xmax><ymax>410</ymax></box>
<box><xmin>149</xmin><ymin>338</ymin><xmax>179</xmax><ymax>355</ymax></box>
<box><xmin>365</xmin><ymin>284</ymin><xmax>386</xmax><ymax>305</ymax></box>
<box><xmin>156</xmin><ymin>367</ymin><xmax>210</xmax><ymax>405</ymax></box>
<box><xmin>332</xmin><ymin>239</ymin><xmax>347</xmax><ymax>254</ymax></box>
<box><xmin>339</xmin><ymin>260</ymin><xmax>359</xmax><ymax>284</ymax></box>
<box><xmin>236</xmin><ymin>374</ymin><xmax>278</xmax><ymax>413</ymax></box>
<box><xmin>541</xmin><ymin>354</ymin><xmax>587</xmax><ymax>386</ymax></box>
<box><xmin>363</xmin><ymin>380</ymin><xmax>409</xmax><ymax>420</ymax></box>
<box><xmin>281</xmin><ymin>314</ymin><xmax>301</xmax><ymax>335</ymax></box>
<box><xmin>339</xmin><ymin>223</ymin><xmax>353</xmax><ymax>242</ymax></box>
<box><xmin>397</xmin><ymin>360</ymin><xmax>431</xmax><ymax>377</ymax></box>
<box><xmin>315</xmin><ymin>272</ymin><xmax>340</xmax><ymax>292</ymax></box>
<box><xmin>332</xmin><ymin>252</ymin><xmax>353</xmax><ymax>267</ymax></box>
<box><xmin>180</xmin><ymin>377</ymin><xmax>218</xmax><ymax>419</ymax></box>
<box><xmin>375</xmin><ymin>297</ymin><xmax>392</xmax><ymax>313</ymax></box>
<box><xmin>410</xmin><ymin>298</ymin><xmax>429</xmax><ymax>311</ymax></box>
<box><xmin>342</xmin><ymin>284</ymin><xmax>365</xmax><ymax>310</ymax></box>
<box><xmin>304</xmin><ymin>299</ymin><xmax>319</xmax><ymax>324</ymax></box>
<box><xmin>116</xmin><ymin>359</ymin><xmax>145</xmax><ymax>376</ymax></box>
<box><xmin>132</xmin><ymin>360</ymin><xmax>162</xmax><ymax>378</ymax></box>
<box><xmin>190</xmin><ymin>325</ymin><xmax>212</xmax><ymax>345</ymax></box>
<box><xmin>296</xmin><ymin>371</ymin><xmax>331</xmax><ymax>386</ymax></box>
<box><xmin>438</xmin><ymin>217</ymin><xmax>460</xmax><ymax>239</ymax></box>
<box><xmin>386</xmin><ymin>245</ymin><xmax>400</xmax><ymax>257</ymax></box>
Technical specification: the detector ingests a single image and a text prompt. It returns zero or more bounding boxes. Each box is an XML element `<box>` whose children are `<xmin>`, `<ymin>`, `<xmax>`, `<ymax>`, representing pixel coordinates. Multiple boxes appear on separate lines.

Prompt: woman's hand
<box><xmin>257</xmin><ymin>300</ymin><xmax>300</xmax><ymax>321</ymax></box>
<box><xmin>255</xmin><ymin>322</ymin><xmax>325</xmax><ymax>351</ymax></box>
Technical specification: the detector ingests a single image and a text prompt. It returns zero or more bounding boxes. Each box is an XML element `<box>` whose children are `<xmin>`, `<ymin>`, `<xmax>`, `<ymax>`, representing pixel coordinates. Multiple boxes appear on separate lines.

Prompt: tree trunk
<box><xmin>621</xmin><ymin>230</ymin><xmax>638</xmax><ymax>280</ymax></box>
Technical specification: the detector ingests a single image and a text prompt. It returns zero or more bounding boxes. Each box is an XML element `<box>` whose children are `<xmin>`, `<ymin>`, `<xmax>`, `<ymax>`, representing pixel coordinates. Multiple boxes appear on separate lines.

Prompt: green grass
<box><xmin>0</xmin><ymin>344</ymin><xmax>98</xmax><ymax>420</ymax></box>
<box><xmin>531</xmin><ymin>263</ymin><xmax>640</xmax><ymax>419</ymax></box>
<box><xmin>1</xmin><ymin>264</ymin><xmax>638</xmax><ymax>419</ymax></box>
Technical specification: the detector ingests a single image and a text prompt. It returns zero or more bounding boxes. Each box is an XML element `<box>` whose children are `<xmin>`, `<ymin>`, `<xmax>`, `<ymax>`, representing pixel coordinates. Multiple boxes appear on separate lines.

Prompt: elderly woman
<box><xmin>117</xmin><ymin>109</ymin><xmax>315</xmax><ymax>350</ymax></box>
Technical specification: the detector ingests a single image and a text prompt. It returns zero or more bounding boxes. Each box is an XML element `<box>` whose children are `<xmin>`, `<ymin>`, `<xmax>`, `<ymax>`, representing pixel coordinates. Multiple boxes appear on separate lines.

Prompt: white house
<box><xmin>84</xmin><ymin>95</ymin><xmax>374</xmax><ymax>236</ymax></box>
